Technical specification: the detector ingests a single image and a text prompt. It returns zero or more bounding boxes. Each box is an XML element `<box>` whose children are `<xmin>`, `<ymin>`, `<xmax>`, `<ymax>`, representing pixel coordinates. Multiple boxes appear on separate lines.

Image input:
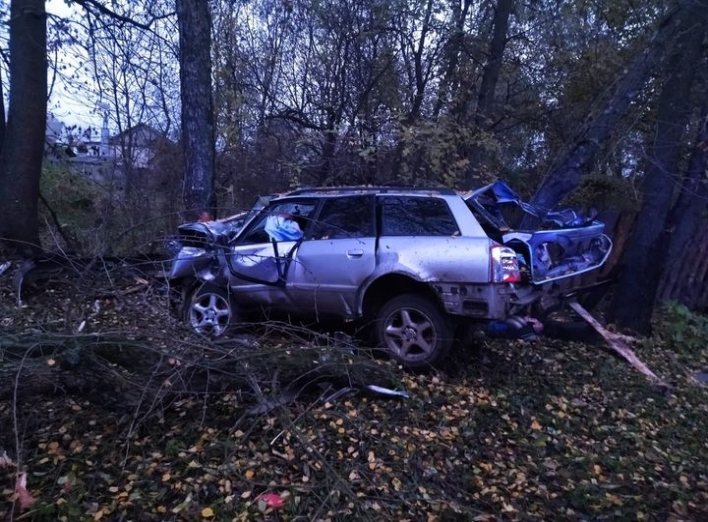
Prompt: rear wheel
<box><xmin>374</xmin><ymin>294</ymin><xmax>452</xmax><ymax>368</ymax></box>
<box><xmin>183</xmin><ymin>283</ymin><xmax>234</xmax><ymax>337</ymax></box>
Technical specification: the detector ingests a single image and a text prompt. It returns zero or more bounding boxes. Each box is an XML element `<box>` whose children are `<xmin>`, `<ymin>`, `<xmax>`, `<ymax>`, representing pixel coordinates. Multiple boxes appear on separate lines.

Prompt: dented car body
<box><xmin>465</xmin><ymin>180</ymin><xmax>612</xmax><ymax>285</ymax></box>
<box><xmin>168</xmin><ymin>183</ymin><xmax>612</xmax><ymax>367</ymax></box>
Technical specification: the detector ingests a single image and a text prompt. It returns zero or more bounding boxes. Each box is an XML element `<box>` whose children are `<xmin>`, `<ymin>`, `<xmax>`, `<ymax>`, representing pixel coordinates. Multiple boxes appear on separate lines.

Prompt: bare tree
<box><xmin>0</xmin><ymin>0</ymin><xmax>47</xmax><ymax>256</ymax></box>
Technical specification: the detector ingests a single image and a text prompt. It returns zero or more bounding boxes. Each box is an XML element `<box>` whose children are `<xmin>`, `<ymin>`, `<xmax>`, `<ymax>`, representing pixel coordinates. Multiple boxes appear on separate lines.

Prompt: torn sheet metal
<box><xmin>464</xmin><ymin>180</ymin><xmax>613</xmax><ymax>284</ymax></box>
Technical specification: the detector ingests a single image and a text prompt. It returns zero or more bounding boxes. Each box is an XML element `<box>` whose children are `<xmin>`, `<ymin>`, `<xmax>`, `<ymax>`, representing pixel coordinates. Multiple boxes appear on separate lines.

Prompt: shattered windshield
<box><xmin>239</xmin><ymin>200</ymin><xmax>317</xmax><ymax>244</ymax></box>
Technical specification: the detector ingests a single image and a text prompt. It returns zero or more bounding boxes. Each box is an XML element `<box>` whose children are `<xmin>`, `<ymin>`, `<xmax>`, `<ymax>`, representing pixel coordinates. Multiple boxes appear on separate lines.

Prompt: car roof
<box><xmin>282</xmin><ymin>186</ymin><xmax>458</xmax><ymax>198</ymax></box>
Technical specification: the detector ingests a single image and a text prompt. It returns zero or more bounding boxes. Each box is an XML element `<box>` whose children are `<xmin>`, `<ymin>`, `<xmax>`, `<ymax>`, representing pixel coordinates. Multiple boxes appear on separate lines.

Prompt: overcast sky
<box><xmin>46</xmin><ymin>0</ymin><xmax>102</xmax><ymax>133</ymax></box>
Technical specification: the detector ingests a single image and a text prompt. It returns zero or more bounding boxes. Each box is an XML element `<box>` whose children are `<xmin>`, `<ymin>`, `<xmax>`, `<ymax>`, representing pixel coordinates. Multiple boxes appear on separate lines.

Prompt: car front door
<box><xmin>287</xmin><ymin>195</ymin><xmax>377</xmax><ymax>319</ymax></box>
<box><xmin>226</xmin><ymin>199</ymin><xmax>317</xmax><ymax>311</ymax></box>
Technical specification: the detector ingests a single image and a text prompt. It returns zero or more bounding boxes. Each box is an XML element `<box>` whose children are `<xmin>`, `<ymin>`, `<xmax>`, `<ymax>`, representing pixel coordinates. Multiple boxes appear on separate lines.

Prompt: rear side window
<box><xmin>380</xmin><ymin>196</ymin><xmax>459</xmax><ymax>236</ymax></box>
<box><xmin>310</xmin><ymin>195</ymin><xmax>375</xmax><ymax>239</ymax></box>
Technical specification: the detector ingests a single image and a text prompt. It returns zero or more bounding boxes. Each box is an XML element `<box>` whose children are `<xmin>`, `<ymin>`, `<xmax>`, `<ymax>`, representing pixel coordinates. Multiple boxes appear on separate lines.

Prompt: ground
<box><xmin>0</xmin><ymin>264</ymin><xmax>707</xmax><ymax>521</ymax></box>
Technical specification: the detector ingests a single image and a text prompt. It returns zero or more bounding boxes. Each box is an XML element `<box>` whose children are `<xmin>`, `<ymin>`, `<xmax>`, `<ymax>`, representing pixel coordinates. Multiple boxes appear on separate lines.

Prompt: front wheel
<box><xmin>183</xmin><ymin>283</ymin><xmax>234</xmax><ymax>337</ymax></box>
<box><xmin>374</xmin><ymin>294</ymin><xmax>453</xmax><ymax>368</ymax></box>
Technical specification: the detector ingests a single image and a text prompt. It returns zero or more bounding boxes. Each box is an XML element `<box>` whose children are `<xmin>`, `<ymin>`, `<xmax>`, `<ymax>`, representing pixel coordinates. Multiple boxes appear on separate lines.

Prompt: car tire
<box><xmin>374</xmin><ymin>294</ymin><xmax>453</xmax><ymax>368</ymax></box>
<box><xmin>539</xmin><ymin>305</ymin><xmax>600</xmax><ymax>343</ymax></box>
<box><xmin>542</xmin><ymin>318</ymin><xmax>599</xmax><ymax>342</ymax></box>
<box><xmin>183</xmin><ymin>283</ymin><xmax>234</xmax><ymax>338</ymax></box>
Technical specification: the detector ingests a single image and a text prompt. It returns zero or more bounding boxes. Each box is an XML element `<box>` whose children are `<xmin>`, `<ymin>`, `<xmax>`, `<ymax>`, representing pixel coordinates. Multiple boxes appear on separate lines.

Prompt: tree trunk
<box><xmin>0</xmin><ymin>65</ymin><xmax>5</xmax><ymax>152</ymax></box>
<box><xmin>432</xmin><ymin>0</ymin><xmax>472</xmax><ymax>119</ymax></box>
<box><xmin>608</xmin><ymin>6</ymin><xmax>706</xmax><ymax>334</ymax></box>
<box><xmin>526</xmin><ymin>1</ymin><xmax>691</xmax><ymax>216</ymax></box>
<box><xmin>464</xmin><ymin>0</ymin><xmax>514</xmax><ymax>186</ymax></box>
<box><xmin>177</xmin><ymin>0</ymin><xmax>217</xmax><ymax>221</ymax></box>
<box><xmin>0</xmin><ymin>0</ymin><xmax>47</xmax><ymax>256</ymax></box>
<box><xmin>657</xmin><ymin>104</ymin><xmax>708</xmax><ymax>306</ymax></box>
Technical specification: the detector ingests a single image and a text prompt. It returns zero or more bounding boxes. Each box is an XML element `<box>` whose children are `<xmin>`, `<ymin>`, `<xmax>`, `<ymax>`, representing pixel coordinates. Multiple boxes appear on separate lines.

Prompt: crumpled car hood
<box><xmin>464</xmin><ymin>180</ymin><xmax>612</xmax><ymax>284</ymax></box>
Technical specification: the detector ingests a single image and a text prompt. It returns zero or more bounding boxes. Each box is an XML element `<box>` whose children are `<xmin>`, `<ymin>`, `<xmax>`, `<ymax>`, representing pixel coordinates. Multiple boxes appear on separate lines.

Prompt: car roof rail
<box><xmin>285</xmin><ymin>186</ymin><xmax>457</xmax><ymax>196</ymax></box>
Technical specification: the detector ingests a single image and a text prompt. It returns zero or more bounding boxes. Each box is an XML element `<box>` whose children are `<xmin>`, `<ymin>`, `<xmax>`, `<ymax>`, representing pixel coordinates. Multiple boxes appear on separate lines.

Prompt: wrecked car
<box><xmin>168</xmin><ymin>182</ymin><xmax>612</xmax><ymax>368</ymax></box>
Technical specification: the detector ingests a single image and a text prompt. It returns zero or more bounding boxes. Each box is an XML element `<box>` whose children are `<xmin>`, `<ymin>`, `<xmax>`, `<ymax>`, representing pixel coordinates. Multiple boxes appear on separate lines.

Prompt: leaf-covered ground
<box><xmin>1</xmin><ymin>269</ymin><xmax>707</xmax><ymax>521</ymax></box>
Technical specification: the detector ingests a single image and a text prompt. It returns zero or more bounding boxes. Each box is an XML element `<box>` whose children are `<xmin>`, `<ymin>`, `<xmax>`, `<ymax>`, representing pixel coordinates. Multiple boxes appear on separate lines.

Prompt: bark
<box><xmin>177</xmin><ymin>0</ymin><xmax>217</xmax><ymax>221</ymax></box>
<box><xmin>657</xmin><ymin>107</ymin><xmax>708</xmax><ymax>306</ymax></box>
<box><xmin>609</xmin><ymin>6</ymin><xmax>706</xmax><ymax>334</ymax></box>
<box><xmin>465</xmin><ymin>0</ymin><xmax>514</xmax><ymax>186</ymax></box>
<box><xmin>0</xmin><ymin>0</ymin><xmax>47</xmax><ymax>256</ymax></box>
<box><xmin>527</xmin><ymin>1</ymin><xmax>693</xmax><ymax>215</ymax></box>
<box><xmin>0</xmin><ymin>65</ymin><xmax>5</xmax><ymax>151</ymax></box>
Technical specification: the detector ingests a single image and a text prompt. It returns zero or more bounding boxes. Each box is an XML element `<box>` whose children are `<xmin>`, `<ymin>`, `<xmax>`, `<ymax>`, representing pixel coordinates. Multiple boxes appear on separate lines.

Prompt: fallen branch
<box><xmin>0</xmin><ymin>330</ymin><xmax>403</xmax><ymax>415</ymax></box>
<box><xmin>568</xmin><ymin>301</ymin><xmax>671</xmax><ymax>391</ymax></box>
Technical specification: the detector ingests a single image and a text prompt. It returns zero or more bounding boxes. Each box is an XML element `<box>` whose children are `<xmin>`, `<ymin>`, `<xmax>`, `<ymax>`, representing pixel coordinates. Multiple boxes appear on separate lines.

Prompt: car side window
<box><xmin>309</xmin><ymin>195</ymin><xmax>375</xmax><ymax>239</ymax></box>
<box><xmin>240</xmin><ymin>200</ymin><xmax>317</xmax><ymax>244</ymax></box>
<box><xmin>380</xmin><ymin>196</ymin><xmax>459</xmax><ymax>236</ymax></box>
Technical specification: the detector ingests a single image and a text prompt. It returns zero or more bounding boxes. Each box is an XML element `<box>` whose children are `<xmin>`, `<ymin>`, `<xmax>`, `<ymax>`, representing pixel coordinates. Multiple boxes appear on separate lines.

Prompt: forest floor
<box><xmin>0</xmin><ymin>262</ymin><xmax>707</xmax><ymax>521</ymax></box>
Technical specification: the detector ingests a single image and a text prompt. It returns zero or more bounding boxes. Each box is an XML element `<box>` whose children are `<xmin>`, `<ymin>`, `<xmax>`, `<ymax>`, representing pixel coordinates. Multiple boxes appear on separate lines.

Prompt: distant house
<box><xmin>47</xmin><ymin>115</ymin><xmax>178</xmax><ymax>194</ymax></box>
<box><xmin>110</xmin><ymin>123</ymin><xmax>172</xmax><ymax>171</ymax></box>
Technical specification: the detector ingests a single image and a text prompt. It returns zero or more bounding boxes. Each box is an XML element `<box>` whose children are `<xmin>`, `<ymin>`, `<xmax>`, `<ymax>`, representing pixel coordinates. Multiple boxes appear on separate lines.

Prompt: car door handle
<box><xmin>347</xmin><ymin>249</ymin><xmax>364</xmax><ymax>258</ymax></box>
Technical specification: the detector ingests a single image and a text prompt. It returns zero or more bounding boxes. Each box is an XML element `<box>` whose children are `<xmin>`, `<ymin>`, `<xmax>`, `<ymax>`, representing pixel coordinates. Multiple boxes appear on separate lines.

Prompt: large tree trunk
<box><xmin>177</xmin><ymin>0</ymin><xmax>217</xmax><ymax>221</ymax></box>
<box><xmin>608</xmin><ymin>6</ymin><xmax>706</xmax><ymax>334</ymax></box>
<box><xmin>0</xmin><ymin>0</ymin><xmax>47</xmax><ymax>256</ymax></box>
<box><xmin>657</xmin><ymin>104</ymin><xmax>708</xmax><ymax>306</ymax></box>
<box><xmin>0</xmin><ymin>65</ymin><xmax>5</xmax><ymax>151</ymax></box>
<box><xmin>527</xmin><ymin>1</ymin><xmax>691</xmax><ymax>215</ymax></box>
<box><xmin>464</xmin><ymin>0</ymin><xmax>514</xmax><ymax>186</ymax></box>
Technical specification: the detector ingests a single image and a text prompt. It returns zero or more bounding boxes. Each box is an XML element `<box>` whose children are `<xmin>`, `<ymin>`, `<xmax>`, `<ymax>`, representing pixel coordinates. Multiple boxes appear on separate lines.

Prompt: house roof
<box><xmin>109</xmin><ymin>123</ymin><xmax>167</xmax><ymax>146</ymax></box>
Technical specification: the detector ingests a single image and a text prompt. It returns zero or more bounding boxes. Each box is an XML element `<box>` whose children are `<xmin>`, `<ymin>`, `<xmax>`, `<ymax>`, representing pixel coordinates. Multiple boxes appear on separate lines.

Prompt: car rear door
<box><xmin>376</xmin><ymin>195</ymin><xmax>492</xmax><ymax>283</ymax></box>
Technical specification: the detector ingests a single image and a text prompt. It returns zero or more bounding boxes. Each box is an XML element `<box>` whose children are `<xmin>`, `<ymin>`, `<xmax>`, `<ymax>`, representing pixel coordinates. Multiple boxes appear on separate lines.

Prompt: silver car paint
<box><xmin>217</xmin><ymin>193</ymin><xmax>508</xmax><ymax>319</ymax></box>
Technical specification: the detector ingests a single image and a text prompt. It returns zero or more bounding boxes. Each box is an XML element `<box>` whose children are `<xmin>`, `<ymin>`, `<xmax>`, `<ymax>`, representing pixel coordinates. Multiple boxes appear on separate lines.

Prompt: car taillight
<box><xmin>491</xmin><ymin>244</ymin><xmax>521</xmax><ymax>283</ymax></box>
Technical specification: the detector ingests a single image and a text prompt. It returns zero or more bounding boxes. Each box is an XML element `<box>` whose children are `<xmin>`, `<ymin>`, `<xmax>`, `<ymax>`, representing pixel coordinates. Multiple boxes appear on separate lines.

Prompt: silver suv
<box><xmin>168</xmin><ymin>184</ymin><xmax>612</xmax><ymax>367</ymax></box>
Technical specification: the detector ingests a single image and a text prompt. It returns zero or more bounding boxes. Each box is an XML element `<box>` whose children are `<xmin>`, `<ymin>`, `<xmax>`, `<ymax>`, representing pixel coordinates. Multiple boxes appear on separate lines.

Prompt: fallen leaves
<box><xmin>2</xmin><ymin>274</ymin><xmax>708</xmax><ymax>522</ymax></box>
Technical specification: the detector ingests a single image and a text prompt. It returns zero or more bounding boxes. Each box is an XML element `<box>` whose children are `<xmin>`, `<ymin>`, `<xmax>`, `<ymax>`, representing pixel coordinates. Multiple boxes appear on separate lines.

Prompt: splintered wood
<box><xmin>567</xmin><ymin>301</ymin><xmax>670</xmax><ymax>390</ymax></box>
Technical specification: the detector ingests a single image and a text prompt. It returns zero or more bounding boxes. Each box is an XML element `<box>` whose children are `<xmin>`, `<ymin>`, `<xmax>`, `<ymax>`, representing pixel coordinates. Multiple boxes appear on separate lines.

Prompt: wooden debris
<box><xmin>568</xmin><ymin>300</ymin><xmax>670</xmax><ymax>391</ymax></box>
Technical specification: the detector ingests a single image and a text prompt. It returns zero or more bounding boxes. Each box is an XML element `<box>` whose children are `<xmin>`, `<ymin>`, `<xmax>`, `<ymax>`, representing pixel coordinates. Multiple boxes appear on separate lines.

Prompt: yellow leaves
<box><xmin>605</xmin><ymin>493</ymin><xmax>623</xmax><ymax>506</ymax></box>
<box><xmin>367</xmin><ymin>451</ymin><xmax>377</xmax><ymax>470</ymax></box>
<box><xmin>593</xmin><ymin>464</ymin><xmax>602</xmax><ymax>475</ymax></box>
<box><xmin>530</xmin><ymin>419</ymin><xmax>542</xmax><ymax>430</ymax></box>
<box><xmin>161</xmin><ymin>472</ymin><xmax>171</xmax><ymax>482</ymax></box>
<box><xmin>201</xmin><ymin>507</ymin><xmax>214</xmax><ymax>518</ymax></box>
<box><xmin>478</xmin><ymin>462</ymin><xmax>493</xmax><ymax>473</ymax></box>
